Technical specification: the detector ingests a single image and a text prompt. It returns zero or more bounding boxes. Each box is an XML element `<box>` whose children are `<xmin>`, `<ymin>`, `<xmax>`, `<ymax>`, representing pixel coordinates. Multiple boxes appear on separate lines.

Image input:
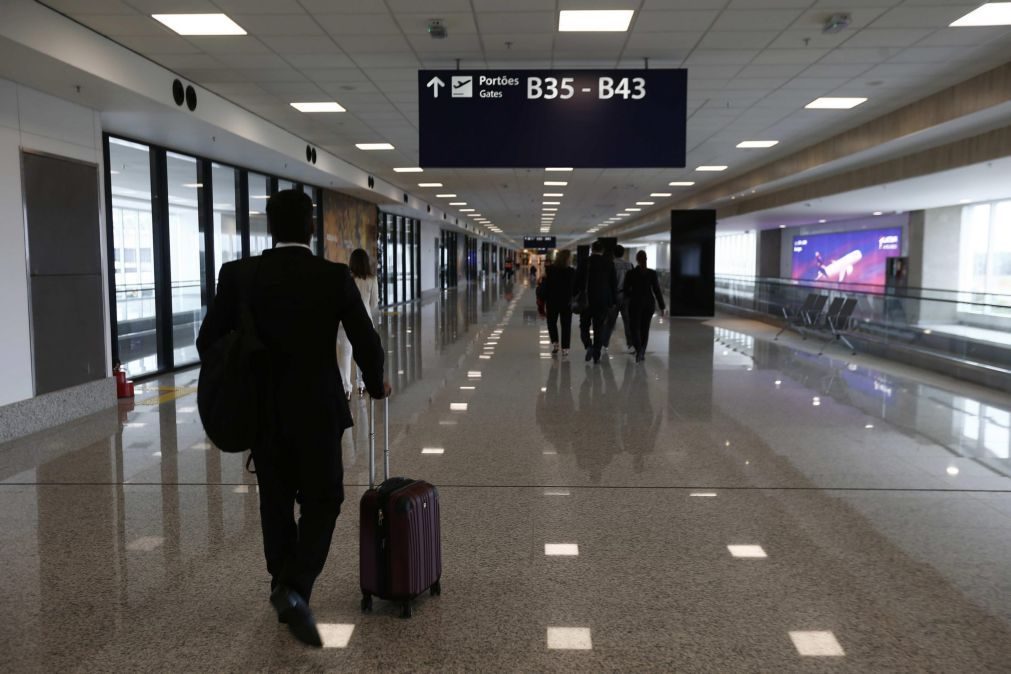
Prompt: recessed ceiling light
<box><xmin>650</xmin><ymin>192</ymin><xmax>672</xmax><ymax>197</ymax></box>
<box><xmin>559</xmin><ymin>9</ymin><xmax>634</xmax><ymax>32</ymax></box>
<box><xmin>873</xmin><ymin>211</ymin><xmax>883</xmax><ymax>215</ymax></box>
<box><xmin>951</xmin><ymin>3</ymin><xmax>1011</xmax><ymax>26</ymax></box>
<box><xmin>779</xmin><ymin>225</ymin><xmax>786</xmax><ymax>229</ymax></box>
<box><xmin>356</xmin><ymin>143</ymin><xmax>394</xmax><ymax>150</ymax></box>
<box><xmin>543</xmin><ymin>201</ymin><xmax>561</xmax><ymax>205</ymax></box>
<box><xmin>545</xmin><ymin>167</ymin><xmax>573</xmax><ymax>171</ymax></box>
<box><xmin>669</xmin><ymin>181</ymin><xmax>695</xmax><ymax>186</ymax></box>
<box><xmin>543</xmin><ymin>207</ymin><xmax>558</xmax><ymax>211</ymax></box>
<box><xmin>543</xmin><ymin>193</ymin><xmax>564</xmax><ymax>197</ymax></box>
<box><xmin>625</xmin><ymin>207</ymin><xmax>641</xmax><ymax>212</ymax></box>
<box><xmin>544</xmin><ymin>181</ymin><xmax>568</xmax><ymax>186</ymax></box>
<box><xmin>449</xmin><ymin>202</ymin><xmax>467</xmax><ymax>206</ymax></box>
<box><xmin>152</xmin><ymin>13</ymin><xmax>246</xmax><ymax>35</ymax></box>
<box><xmin>636</xmin><ymin>201</ymin><xmax>655</xmax><ymax>206</ymax></box>
<box><xmin>737</xmin><ymin>140</ymin><xmax>779</xmax><ymax>148</ymax></box>
<box><xmin>393</xmin><ymin>167</ymin><xmax>423</xmax><ymax>173</ymax></box>
<box><xmin>819</xmin><ymin>219</ymin><xmax>827</xmax><ymax>223</ymax></box>
<box><xmin>436</xmin><ymin>193</ymin><xmax>456</xmax><ymax>198</ymax></box>
<box><xmin>805</xmin><ymin>97</ymin><xmax>867</xmax><ymax>109</ymax></box>
<box><xmin>460</xmin><ymin>208</ymin><xmax>475</xmax><ymax>212</ymax></box>
<box><xmin>696</xmin><ymin>166</ymin><xmax>728</xmax><ymax>172</ymax></box>
<box><xmin>418</xmin><ymin>182</ymin><xmax>442</xmax><ymax>187</ymax></box>
<box><xmin>290</xmin><ymin>101</ymin><xmax>345</xmax><ymax>113</ymax></box>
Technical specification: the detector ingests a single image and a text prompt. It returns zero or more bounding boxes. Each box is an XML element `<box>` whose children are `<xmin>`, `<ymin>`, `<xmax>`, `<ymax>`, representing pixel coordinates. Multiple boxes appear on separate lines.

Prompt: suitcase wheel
<box><xmin>430</xmin><ymin>581</ymin><xmax>442</xmax><ymax>597</ymax></box>
<box><xmin>361</xmin><ymin>593</ymin><xmax>373</xmax><ymax>613</ymax></box>
<box><xmin>400</xmin><ymin>601</ymin><xmax>413</xmax><ymax>619</ymax></box>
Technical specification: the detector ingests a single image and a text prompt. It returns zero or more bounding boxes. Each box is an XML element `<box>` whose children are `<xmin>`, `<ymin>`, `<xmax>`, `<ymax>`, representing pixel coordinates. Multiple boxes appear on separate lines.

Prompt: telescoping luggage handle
<box><xmin>368</xmin><ymin>397</ymin><xmax>390</xmax><ymax>489</ymax></box>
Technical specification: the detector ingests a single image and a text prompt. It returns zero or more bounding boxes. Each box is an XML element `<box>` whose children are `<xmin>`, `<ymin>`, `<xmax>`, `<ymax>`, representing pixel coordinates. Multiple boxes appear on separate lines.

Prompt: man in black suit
<box><xmin>576</xmin><ymin>240</ymin><xmax>617</xmax><ymax>364</ymax></box>
<box><xmin>197</xmin><ymin>190</ymin><xmax>389</xmax><ymax>648</ymax></box>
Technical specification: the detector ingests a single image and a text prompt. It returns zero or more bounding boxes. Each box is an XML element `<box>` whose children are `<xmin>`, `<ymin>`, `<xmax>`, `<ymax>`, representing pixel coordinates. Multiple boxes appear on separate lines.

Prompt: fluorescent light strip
<box><xmin>635</xmin><ymin>201</ymin><xmax>654</xmax><ymax>206</ymax></box>
<box><xmin>436</xmin><ymin>193</ymin><xmax>456</xmax><ymax>198</ymax></box>
<box><xmin>559</xmin><ymin>9</ymin><xmax>634</xmax><ymax>32</ymax></box>
<box><xmin>356</xmin><ymin>143</ymin><xmax>394</xmax><ymax>150</ymax></box>
<box><xmin>394</xmin><ymin>167</ymin><xmax>423</xmax><ymax>173</ymax></box>
<box><xmin>544</xmin><ymin>543</ymin><xmax>579</xmax><ymax>556</ymax></box>
<box><xmin>544</xmin><ymin>167</ymin><xmax>573</xmax><ymax>171</ymax></box>
<box><xmin>543</xmin><ymin>201</ymin><xmax>561</xmax><ymax>205</ymax></box>
<box><xmin>805</xmin><ymin>97</ymin><xmax>867</xmax><ymax>110</ymax></box>
<box><xmin>418</xmin><ymin>182</ymin><xmax>443</xmax><ymax>187</ymax></box>
<box><xmin>952</xmin><ymin>4</ymin><xmax>1011</xmax><ymax>27</ymax></box>
<box><xmin>421</xmin><ymin>447</ymin><xmax>445</xmax><ymax>455</ymax></box>
<box><xmin>449</xmin><ymin>202</ymin><xmax>467</xmax><ymax>206</ymax></box>
<box><xmin>669</xmin><ymin>181</ymin><xmax>695</xmax><ymax>186</ymax></box>
<box><xmin>696</xmin><ymin>165</ymin><xmax>728</xmax><ymax>172</ymax></box>
<box><xmin>737</xmin><ymin>140</ymin><xmax>778</xmax><ymax>148</ymax></box>
<box><xmin>544</xmin><ymin>181</ymin><xmax>568</xmax><ymax>186</ymax></box>
<box><xmin>291</xmin><ymin>101</ymin><xmax>345</xmax><ymax>113</ymax></box>
<box><xmin>152</xmin><ymin>13</ymin><xmax>246</xmax><ymax>35</ymax></box>
<box><xmin>650</xmin><ymin>192</ymin><xmax>671</xmax><ymax>197</ymax></box>
<box><xmin>543</xmin><ymin>193</ymin><xmax>564</xmax><ymax>197</ymax></box>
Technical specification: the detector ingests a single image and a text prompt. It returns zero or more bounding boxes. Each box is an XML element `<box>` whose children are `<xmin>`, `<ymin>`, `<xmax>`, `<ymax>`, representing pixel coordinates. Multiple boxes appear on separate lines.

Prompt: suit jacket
<box><xmin>576</xmin><ymin>253</ymin><xmax>618</xmax><ymax>310</ymax></box>
<box><xmin>623</xmin><ymin>266</ymin><xmax>666</xmax><ymax>313</ymax></box>
<box><xmin>197</xmin><ymin>246</ymin><xmax>385</xmax><ymax>440</ymax></box>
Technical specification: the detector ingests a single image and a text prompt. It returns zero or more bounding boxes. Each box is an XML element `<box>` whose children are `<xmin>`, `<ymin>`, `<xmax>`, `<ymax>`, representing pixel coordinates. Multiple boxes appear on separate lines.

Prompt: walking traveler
<box><xmin>576</xmin><ymin>240</ymin><xmax>617</xmax><ymax>364</ymax></box>
<box><xmin>604</xmin><ymin>245</ymin><xmax>634</xmax><ymax>353</ymax></box>
<box><xmin>542</xmin><ymin>249</ymin><xmax>576</xmax><ymax>357</ymax></box>
<box><xmin>196</xmin><ymin>190</ymin><xmax>390</xmax><ymax>648</ymax></box>
<box><xmin>337</xmin><ymin>248</ymin><xmax>380</xmax><ymax>399</ymax></box>
<box><xmin>623</xmin><ymin>250</ymin><xmax>666</xmax><ymax>362</ymax></box>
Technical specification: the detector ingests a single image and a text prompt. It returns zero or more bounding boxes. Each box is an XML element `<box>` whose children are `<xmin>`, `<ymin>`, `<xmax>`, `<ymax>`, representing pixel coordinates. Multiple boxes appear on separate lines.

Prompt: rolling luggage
<box><xmin>360</xmin><ymin>398</ymin><xmax>442</xmax><ymax>618</ymax></box>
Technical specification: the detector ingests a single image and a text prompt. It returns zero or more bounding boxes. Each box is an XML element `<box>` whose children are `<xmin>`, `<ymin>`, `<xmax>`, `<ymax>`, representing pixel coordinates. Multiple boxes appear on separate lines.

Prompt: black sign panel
<box><xmin>524</xmin><ymin>236</ymin><xmax>557</xmax><ymax>250</ymax></box>
<box><xmin>419</xmin><ymin>69</ymin><xmax>687</xmax><ymax>169</ymax></box>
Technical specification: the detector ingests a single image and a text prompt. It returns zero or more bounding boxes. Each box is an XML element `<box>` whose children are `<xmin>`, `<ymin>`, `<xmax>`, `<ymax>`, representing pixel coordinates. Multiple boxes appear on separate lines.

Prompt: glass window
<box><xmin>386</xmin><ymin>214</ymin><xmax>397</xmax><ymax>303</ymax></box>
<box><xmin>109</xmin><ymin>138</ymin><xmax>158</xmax><ymax>376</ymax></box>
<box><xmin>959</xmin><ymin>200</ymin><xmax>1011</xmax><ymax>316</ymax></box>
<box><xmin>211</xmin><ymin>163</ymin><xmax>240</xmax><ymax>280</ymax></box>
<box><xmin>165</xmin><ymin>151</ymin><xmax>205</xmax><ymax>367</ymax></box>
<box><xmin>277</xmin><ymin>179</ymin><xmax>295</xmax><ymax>192</ymax></box>
<box><xmin>302</xmin><ymin>184</ymin><xmax>319</xmax><ymax>254</ymax></box>
<box><xmin>248</xmin><ymin>173</ymin><xmax>271</xmax><ymax>255</ymax></box>
<box><xmin>715</xmin><ymin>231</ymin><xmax>756</xmax><ymax>278</ymax></box>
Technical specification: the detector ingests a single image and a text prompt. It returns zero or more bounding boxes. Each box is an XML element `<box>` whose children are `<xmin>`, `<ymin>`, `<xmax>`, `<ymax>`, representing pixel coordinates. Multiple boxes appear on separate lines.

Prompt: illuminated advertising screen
<box><xmin>791</xmin><ymin>227</ymin><xmax>901</xmax><ymax>285</ymax></box>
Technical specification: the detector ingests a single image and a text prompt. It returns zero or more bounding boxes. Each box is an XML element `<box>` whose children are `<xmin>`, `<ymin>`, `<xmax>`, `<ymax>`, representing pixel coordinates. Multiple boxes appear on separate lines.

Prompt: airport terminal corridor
<box><xmin>1</xmin><ymin>280</ymin><xmax>1009</xmax><ymax>671</ymax></box>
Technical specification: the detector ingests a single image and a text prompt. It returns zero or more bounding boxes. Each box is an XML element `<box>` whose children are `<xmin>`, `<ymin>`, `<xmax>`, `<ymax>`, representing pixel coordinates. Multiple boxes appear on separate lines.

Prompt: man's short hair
<box><xmin>266</xmin><ymin>189</ymin><xmax>314</xmax><ymax>244</ymax></box>
<box><xmin>614</xmin><ymin>244</ymin><xmax>625</xmax><ymax>258</ymax></box>
<box><xmin>591</xmin><ymin>240</ymin><xmax>603</xmax><ymax>253</ymax></box>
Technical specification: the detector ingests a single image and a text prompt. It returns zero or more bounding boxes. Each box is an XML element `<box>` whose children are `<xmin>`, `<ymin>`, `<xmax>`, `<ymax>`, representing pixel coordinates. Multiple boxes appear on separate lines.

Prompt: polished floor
<box><xmin>2</xmin><ymin>278</ymin><xmax>1010</xmax><ymax>672</ymax></box>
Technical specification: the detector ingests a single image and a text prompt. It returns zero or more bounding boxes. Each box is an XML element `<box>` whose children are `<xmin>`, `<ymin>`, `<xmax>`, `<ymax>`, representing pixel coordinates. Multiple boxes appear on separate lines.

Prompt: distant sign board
<box><xmin>524</xmin><ymin>236</ymin><xmax>556</xmax><ymax>250</ymax></box>
<box><xmin>792</xmin><ymin>227</ymin><xmax>902</xmax><ymax>285</ymax></box>
<box><xmin>419</xmin><ymin>69</ymin><xmax>687</xmax><ymax>168</ymax></box>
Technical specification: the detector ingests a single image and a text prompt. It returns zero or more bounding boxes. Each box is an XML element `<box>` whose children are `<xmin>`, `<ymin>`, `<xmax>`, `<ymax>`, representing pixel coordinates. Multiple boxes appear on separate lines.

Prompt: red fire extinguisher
<box><xmin>114</xmin><ymin>363</ymin><xmax>135</xmax><ymax>399</ymax></box>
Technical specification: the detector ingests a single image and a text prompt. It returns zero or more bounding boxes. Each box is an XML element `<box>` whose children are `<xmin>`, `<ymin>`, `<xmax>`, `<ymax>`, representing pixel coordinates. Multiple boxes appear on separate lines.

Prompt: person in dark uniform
<box><xmin>623</xmin><ymin>250</ymin><xmax>666</xmax><ymax>363</ymax></box>
<box><xmin>197</xmin><ymin>190</ymin><xmax>390</xmax><ymax>648</ymax></box>
<box><xmin>576</xmin><ymin>240</ymin><xmax>617</xmax><ymax>364</ymax></box>
<box><xmin>541</xmin><ymin>249</ymin><xmax>576</xmax><ymax>357</ymax></box>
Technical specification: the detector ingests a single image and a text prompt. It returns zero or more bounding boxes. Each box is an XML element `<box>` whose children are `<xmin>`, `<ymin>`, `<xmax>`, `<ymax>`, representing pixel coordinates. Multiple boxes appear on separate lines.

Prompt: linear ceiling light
<box><xmin>951</xmin><ymin>3</ymin><xmax>1011</xmax><ymax>26</ymax></box>
<box><xmin>449</xmin><ymin>202</ymin><xmax>467</xmax><ymax>206</ymax></box>
<box><xmin>393</xmin><ymin>167</ymin><xmax>423</xmax><ymax>172</ymax></box>
<box><xmin>460</xmin><ymin>208</ymin><xmax>475</xmax><ymax>212</ymax></box>
<box><xmin>152</xmin><ymin>13</ymin><xmax>246</xmax><ymax>35</ymax></box>
<box><xmin>290</xmin><ymin>101</ymin><xmax>345</xmax><ymax>113</ymax></box>
<box><xmin>669</xmin><ymin>181</ymin><xmax>695</xmax><ymax>186</ymax></box>
<box><xmin>436</xmin><ymin>193</ymin><xmax>456</xmax><ymax>198</ymax></box>
<box><xmin>625</xmin><ymin>207</ymin><xmax>641</xmax><ymax>212</ymax></box>
<box><xmin>650</xmin><ymin>192</ymin><xmax>672</xmax><ymax>197</ymax></box>
<box><xmin>544</xmin><ymin>181</ymin><xmax>568</xmax><ymax>186</ymax></box>
<box><xmin>559</xmin><ymin>10</ymin><xmax>634</xmax><ymax>32</ymax></box>
<box><xmin>696</xmin><ymin>166</ymin><xmax>727</xmax><ymax>172</ymax></box>
<box><xmin>543</xmin><ymin>201</ymin><xmax>561</xmax><ymax>205</ymax></box>
<box><xmin>543</xmin><ymin>193</ymin><xmax>564</xmax><ymax>197</ymax></box>
<box><xmin>418</xmin><ymin>182</ymin><xmax>443</xmax><ymax>187</ymax></box>
<box><xmin>636</xmin><ymin>201</ymin><xmax>655</xmax><ymax>206</ymax></box>
<box><xmin>737</xmin><ymin>140</ymin><xmax>779</xmax><ymax>148</ymax></box>
<box><xmin>545</xmin><ymin>167</ymin><xmax>573</xmax><ymax>171</ymax></box>
<box><xmin>805</xmin><ymin>97</ymin><xmax>867</xmax><ymax>109</ymax></box>
<box><xmin>356</xmin><ymin>143</ymin><xmax>394</xmax><ymax>150</ymax></box>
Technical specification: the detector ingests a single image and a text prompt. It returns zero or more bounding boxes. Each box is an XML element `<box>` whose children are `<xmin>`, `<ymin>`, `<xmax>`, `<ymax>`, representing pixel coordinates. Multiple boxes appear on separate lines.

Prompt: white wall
<box><xmin>419</xmin><ymin>220</ymin><xmax>439</xmax><ymax>293</ymax></box>
<box><xmin>0</xmin><ymin>77</ymin><xmax>106</xmax><ymax>406</ymax></box>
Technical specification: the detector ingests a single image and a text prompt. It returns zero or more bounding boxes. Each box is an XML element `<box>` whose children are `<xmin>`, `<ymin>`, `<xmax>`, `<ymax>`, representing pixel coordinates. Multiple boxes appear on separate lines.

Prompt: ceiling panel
<box><xmin>46</xmin><ymin>0</ymin><xmax>1011</xmax><ymax>238</ymax></box>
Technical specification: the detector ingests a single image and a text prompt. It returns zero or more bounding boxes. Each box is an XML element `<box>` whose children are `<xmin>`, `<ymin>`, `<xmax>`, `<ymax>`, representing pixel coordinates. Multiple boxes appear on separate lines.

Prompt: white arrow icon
<box><xmin>427</xmin><ymin>76</ymin><xmax>445</xmax><ymax>98</ymax></box>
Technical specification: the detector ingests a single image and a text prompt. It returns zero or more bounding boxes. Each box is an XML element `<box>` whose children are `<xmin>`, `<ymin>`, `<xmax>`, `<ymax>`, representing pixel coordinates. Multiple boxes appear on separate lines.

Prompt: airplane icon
<box><xmin>451</xmin><ymin>76</ymin><xmax>473</xmax><ymax>98</ymax></box>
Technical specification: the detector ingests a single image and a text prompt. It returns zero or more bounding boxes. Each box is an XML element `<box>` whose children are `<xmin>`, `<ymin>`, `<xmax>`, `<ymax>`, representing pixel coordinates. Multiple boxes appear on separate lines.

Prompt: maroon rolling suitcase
<box><xmin>360</xmin><ymin>398</ymin><xmax>442</xmax><ymax>618</ymax></box>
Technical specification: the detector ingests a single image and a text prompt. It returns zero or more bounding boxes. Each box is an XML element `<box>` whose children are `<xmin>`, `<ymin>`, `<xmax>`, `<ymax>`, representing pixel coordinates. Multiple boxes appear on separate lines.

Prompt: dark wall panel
<box><xmin>22</xmin><ymin>152</ymin><xmax>106</xmax><ymax>394</ymax></box>
<box><xmin>758</xmin><ymin>229</ymin><xmax>782</xmax><ymax>278</ymax></box>
<box><xmin>670</xmin><ymin>210</ymin><xmax>716</xmax><ymax>317</ymax></box>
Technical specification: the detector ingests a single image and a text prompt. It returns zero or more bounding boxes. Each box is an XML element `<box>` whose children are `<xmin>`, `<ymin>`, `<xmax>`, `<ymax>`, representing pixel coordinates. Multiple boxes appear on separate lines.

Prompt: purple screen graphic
<box><xmin>791</xmin><ymin>227</ymin><xmax>901</xmax><ymax>285</ymax></box>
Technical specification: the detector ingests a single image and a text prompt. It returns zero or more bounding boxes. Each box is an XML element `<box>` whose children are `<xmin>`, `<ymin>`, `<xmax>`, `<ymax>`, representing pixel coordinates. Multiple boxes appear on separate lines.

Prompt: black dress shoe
<box><xmin>270</xmin><ymin>585</ymin><xmax>323</xmax><ymax>647</ymax></box>
<box><xmin>585</xmin><ymin>348</ymin><xmax>593</xmax><ymax>362</ymax></box>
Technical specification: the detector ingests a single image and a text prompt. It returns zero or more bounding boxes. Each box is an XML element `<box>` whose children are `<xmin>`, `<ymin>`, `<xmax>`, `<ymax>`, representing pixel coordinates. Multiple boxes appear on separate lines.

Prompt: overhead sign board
<box><xmin>524</xmin><ymin>236</ymin><xmax>557</xmax><ymax>250</ymax></box>
<box><xmin>419</xmin><ymin>69</ymin><xmax>687</xmax><ymax>169</ymax></box>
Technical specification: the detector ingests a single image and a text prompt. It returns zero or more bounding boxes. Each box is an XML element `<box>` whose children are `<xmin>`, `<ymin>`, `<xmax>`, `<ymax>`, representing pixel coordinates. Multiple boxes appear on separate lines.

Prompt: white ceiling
<box><xmin>40</xmin><ymin>0</ymin><xmax>1011</xmax><ymax>240</ymax></box>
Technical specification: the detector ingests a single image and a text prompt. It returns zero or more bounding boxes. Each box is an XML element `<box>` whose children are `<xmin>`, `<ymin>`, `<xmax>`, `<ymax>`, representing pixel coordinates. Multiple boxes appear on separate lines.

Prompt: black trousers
<box><xmin>546</xmin><ymin>305</ymin><xmax>573</xmax><ymax>349</ymax></box>
<box><xmin>253</xmin><ymin>433</ymin><xmax>344</xmax><ymax>603</ymax></box>
<box><xmin>628</xmin><ymin>302</ymin><xmax>656</xmax><ymax>354</ymax></box>
<box><xmin>579</xmin><ymin>306</ymin><xmax>609</xmax><ymax>354</ymax></box>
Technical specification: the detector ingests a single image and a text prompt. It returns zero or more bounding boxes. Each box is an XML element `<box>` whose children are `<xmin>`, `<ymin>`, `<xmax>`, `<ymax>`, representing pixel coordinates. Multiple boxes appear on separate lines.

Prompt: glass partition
<box><xmin>165</xmin><ymin>151</ymin><xmax>205</xmax><ymax>366</ymax></box>
<box><xmin>211</xmin><ymin>163</ymin><xmax>240</xmax><ymax>282</ymax></box>
<box><xmin>248</xmin><ymin>173</ymin><xmax>271</xmax><ymax>255</ymax></box>
<box><xmin>109</xmin><ymin>138</ymin><xmax>159</xmax><ymax>376</ymax></box>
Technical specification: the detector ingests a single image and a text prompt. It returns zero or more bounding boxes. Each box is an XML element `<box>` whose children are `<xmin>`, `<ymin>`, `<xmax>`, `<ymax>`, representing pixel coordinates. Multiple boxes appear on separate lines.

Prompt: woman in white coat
<box><xmin>338</xmin><ymin>248</ymin><xmax>380</xmax><ymax>398</ymax></box>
